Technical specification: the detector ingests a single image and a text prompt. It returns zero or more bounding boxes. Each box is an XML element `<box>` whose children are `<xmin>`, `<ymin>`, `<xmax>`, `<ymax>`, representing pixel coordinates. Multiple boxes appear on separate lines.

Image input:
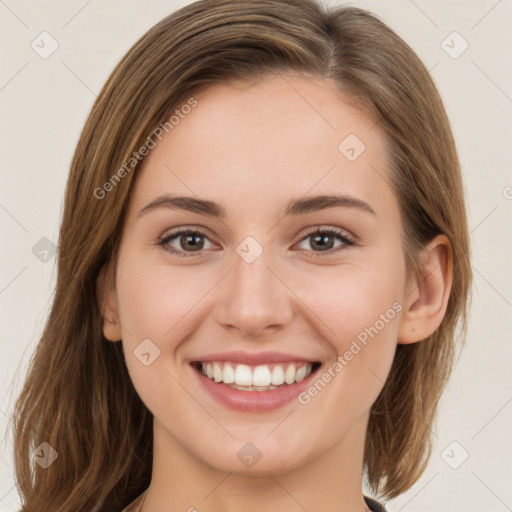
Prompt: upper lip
<box><xmin>191</xmin><ymin>351</ymin><xmax>319</xmax><ymax>365</ymax></box>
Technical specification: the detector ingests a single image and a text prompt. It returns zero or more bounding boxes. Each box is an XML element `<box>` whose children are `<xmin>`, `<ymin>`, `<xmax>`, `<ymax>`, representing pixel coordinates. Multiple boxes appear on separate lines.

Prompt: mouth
<box><xmin>190</xmin><ymin>359</ymin><xmax>322</xmax><ymax>412</ymax></box>
<box><xmin>192</xmin><ymin>361</ymin><xmax>321</xmax><ymax>391</ymax></box>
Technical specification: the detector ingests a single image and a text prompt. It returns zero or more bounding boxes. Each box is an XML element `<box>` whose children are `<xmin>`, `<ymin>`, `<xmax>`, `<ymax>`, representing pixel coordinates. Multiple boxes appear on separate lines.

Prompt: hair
<box><xmin>11</xmin><ymin>0</ymin><xmax>472</xmax><ymax>510</ymax></box>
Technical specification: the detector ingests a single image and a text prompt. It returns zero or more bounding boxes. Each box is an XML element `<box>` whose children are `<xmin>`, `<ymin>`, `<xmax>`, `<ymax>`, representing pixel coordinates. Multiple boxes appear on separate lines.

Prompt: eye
<box><xmin>157</xmin><ymin>226</ymin><xmax>355</xmax><ymax>258</ymax></box>
<box><xmin>158</xmin><ymin>228</ymin><xmax>216</xmax><ymax>257</ymax></box>
<box><xmin>295</xmin><ymin>227</ymin><xmax>355</xmax><ymax>256</ymax></box>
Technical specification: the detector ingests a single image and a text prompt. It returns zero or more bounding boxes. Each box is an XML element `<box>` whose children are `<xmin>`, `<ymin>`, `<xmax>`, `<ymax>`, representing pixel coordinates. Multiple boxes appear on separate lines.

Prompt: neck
<box><xmin>143</xmin><ymin>413</ymin><xmax>370</xmax><ymax>512</ymax></box>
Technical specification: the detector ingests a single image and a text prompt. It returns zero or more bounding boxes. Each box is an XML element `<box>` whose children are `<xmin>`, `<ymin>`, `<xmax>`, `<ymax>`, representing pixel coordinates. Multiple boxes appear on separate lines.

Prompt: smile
<box><xmin>197</xmin><ymin>361</ymin><xmax>316</xmax><ymax>391</ymax></box>
<box><xmin>191</xmin><ymin>357</ymin><xmax>322</xmax><ymax>412</ymax></box>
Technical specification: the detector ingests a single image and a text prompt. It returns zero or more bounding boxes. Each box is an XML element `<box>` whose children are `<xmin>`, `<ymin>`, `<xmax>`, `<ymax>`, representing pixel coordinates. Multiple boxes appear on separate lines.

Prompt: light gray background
<box><xmin>1</xmin><ymin>1</ymin><xmax>511</xmax><ymax>511</ymax></box>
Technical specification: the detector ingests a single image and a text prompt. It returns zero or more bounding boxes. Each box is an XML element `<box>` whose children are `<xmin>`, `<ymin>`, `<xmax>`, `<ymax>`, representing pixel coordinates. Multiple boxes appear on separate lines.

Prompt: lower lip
<box><xmin>193</xmin><ymin>365</ymin><xmax>319</xmax><ymax>412</ymax></box>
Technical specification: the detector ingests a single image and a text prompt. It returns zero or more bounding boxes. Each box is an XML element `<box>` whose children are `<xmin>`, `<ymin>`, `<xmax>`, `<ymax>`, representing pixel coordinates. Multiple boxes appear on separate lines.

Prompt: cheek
<box><xmin>116</xmin><ymin>253</ymin><xmax>214</xmax><ymax>342</ymax></box>
<box><xmin>300</xmin><ymin>258</ymin><xmax>404</xmax><ymax>344</ymax></box>
<box><xmin>294</xmin><ymin>258</ymin><xmax>405</xmax><ymax>421</ymax></box>
<box><xmin>114</xmin><ymin>255</ymin><xmax>207</xmax><ymax>418</ymax></box>
<box><xmin>114</xmin><ymin>253</ymin><xmax>220</xmax><ymax>393</ymax></box>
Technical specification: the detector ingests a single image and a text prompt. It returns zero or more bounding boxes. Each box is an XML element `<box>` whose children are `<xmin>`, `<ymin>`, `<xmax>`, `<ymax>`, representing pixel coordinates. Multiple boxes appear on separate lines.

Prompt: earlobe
<box><xmin>96</xmin><ymin>265</ymin><xmax>123</xmax><ymax>342</ymax></box>
<box><xmin>397</xmin><ymin>234</ymin><xmax>453</xmax><ymax>344</ymax></box>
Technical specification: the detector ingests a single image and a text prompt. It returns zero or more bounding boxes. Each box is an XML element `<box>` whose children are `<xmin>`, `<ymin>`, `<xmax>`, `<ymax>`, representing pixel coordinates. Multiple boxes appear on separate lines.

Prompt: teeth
<box><xmin>230</xmin><ymin>384</ymin><xmax>280</xmax><ymax>391</ymax></box>
<box><xmin>295</xmin><ymin>365</ymin><xmax>307</xmax><ymax>382</ymax></box>
<box><xmin>200</xmin><ymin>361</ymin><xmax>314</xmax><ymax>388</ymax></box>
<box><xmin>223</xmin><ymin>363</ymin><xmax>235</xmax><ymax>384</ymax></box>
<box><xmin>284</xmin><ymin>364</ymin><xmax>296</xmax><ymax>385</ymax></box>
<box><xmin>252</xmin><ymin>365</ymin><xmax>271</xmax><ymax>387</ymax></box>
<box><xmin>271</xmin><ymin>365</ymin><xmax>285</xmax><ymax>385</ymax></box>
<box><xmin>213</xmin><ymin>363</ymin><xmax>223</xmax><ymax>382</ymax></box>
<box><xmin>234</xmin><ymin>364</ymin><xmax>252</xmax><ymax>386</ymax></box>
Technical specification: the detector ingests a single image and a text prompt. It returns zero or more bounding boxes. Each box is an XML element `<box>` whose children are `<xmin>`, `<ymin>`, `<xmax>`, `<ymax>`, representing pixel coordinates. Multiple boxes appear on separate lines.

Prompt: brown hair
<box><xmin>11</xmin><ymin>0</ymin><xmax>472</xmax><ymax>510</ymax></box>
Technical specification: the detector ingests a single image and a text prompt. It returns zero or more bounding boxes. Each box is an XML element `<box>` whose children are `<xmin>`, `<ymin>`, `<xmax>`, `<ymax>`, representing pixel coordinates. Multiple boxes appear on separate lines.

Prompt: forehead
<box><xmin>130</xmin><ymin>74</ymin><xmax>395</xmax><ymax>220</ymax></box>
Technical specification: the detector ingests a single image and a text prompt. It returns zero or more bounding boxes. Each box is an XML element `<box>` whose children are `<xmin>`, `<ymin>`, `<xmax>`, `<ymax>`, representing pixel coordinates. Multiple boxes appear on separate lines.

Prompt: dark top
<box><xmin>365</xmin><ymin>495</ymin><xmax>387</xmax><ymax>512</ymax></box>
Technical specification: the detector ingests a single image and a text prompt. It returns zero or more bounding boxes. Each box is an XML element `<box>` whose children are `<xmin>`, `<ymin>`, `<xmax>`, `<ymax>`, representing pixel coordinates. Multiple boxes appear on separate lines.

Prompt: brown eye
<box><xmin>296</xmin><ymin>227</ymin><xmax>354</xmax><ymax>255</ymax></box>
<box><xmin>179</xmin><ymin>232</ymin><xmax>205</xmax><ymax>251</ymax></box>
<box><xmin>159</xmin><ymin>229</ymin><xmax>215</xmax><ymax>257</ymax></box>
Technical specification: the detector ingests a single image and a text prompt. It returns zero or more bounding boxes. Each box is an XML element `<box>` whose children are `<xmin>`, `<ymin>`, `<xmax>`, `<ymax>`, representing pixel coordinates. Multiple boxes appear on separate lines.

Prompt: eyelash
<box><xmin>157</xmin><ymin>226</ymin><xmax>356</xmax><ymax>258</ymax></box>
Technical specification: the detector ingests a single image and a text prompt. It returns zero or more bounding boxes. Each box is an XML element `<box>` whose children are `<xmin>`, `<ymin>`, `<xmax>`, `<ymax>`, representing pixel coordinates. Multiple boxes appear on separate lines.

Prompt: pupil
<box><xmin>313</xmin><ymin>234</ymin><xmax>333</xmax><ymax>251</ymax></box>
<box><xmin>182</xmin><ymin>234</ymin><xmax>203</xmax><ymax>251</ymax></box>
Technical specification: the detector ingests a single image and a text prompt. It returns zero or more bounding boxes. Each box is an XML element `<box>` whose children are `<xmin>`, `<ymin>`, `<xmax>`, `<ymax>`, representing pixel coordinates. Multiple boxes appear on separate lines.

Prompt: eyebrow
<box><xmin>138</xmin><ymin>193</ymin><xmax>376</xmax><ymax>218</ymax></box>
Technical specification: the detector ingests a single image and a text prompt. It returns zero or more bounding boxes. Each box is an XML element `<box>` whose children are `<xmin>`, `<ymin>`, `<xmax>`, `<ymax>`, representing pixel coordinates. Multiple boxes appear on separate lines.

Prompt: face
<box><xmin>105</xmin><ymin>74</ymin><xmax>411</xmax><ymax>475</ymax></box>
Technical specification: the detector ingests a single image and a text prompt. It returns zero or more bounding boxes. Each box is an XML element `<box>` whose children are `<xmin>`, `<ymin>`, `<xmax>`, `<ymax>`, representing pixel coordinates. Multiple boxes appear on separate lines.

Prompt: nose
<box><xmin>213</xmin><ymin>249</ymin><xmax>294</xmax><ymax>337</ymax></box>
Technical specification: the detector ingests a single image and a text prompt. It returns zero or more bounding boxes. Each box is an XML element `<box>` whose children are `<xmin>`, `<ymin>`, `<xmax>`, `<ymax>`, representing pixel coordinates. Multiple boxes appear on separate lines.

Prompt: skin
<box><xmin>98</xmin><ymin>73</ymin><xmax>452</xmax><ymax>512</ymax></box>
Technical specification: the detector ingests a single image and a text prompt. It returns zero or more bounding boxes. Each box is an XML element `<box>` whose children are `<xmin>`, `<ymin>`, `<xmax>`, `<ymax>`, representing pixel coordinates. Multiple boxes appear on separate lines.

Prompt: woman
<box><xmin>12</xmin><ymin>1</ymin><xmax>472</xmax><ymax>511</ymax></box>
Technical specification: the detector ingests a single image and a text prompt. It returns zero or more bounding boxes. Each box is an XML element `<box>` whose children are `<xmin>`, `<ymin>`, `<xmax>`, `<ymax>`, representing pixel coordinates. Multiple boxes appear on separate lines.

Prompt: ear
<box><xmin>96</xmin><ymin>264</ymin><xmax>122</xmax><ymax>342</ymax></box>
<box><xmin>398</xmin><ymin>234</ymin><xmax>453</xmax><ymax>344</ymax></box>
